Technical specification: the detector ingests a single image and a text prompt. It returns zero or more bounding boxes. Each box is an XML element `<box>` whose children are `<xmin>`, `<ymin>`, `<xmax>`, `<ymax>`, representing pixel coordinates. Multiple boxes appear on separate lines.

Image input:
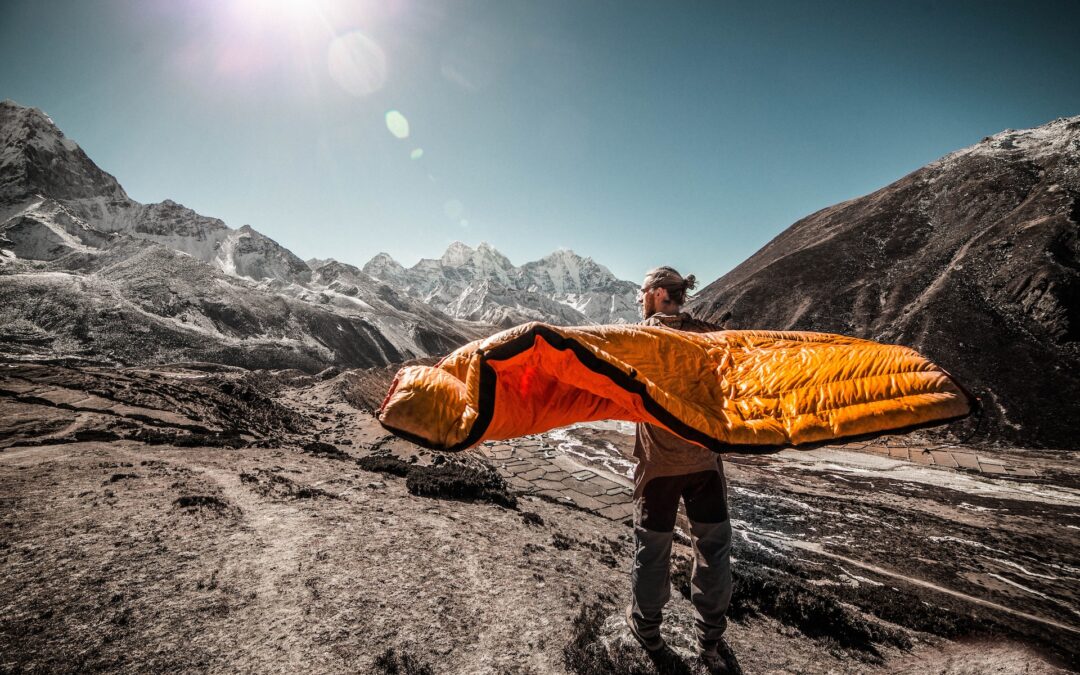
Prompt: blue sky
<box><xmin>2</xmin><ymin>0</ymin><xmax>1078</xmax><ymax>283</ymax></box>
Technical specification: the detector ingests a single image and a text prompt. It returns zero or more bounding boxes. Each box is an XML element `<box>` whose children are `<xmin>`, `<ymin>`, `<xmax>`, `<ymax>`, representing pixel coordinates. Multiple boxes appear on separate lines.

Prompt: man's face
<box><xmin>639</xmin><ymin>286</ymin><xmax>678</xmax><ymax>318</ymax></box>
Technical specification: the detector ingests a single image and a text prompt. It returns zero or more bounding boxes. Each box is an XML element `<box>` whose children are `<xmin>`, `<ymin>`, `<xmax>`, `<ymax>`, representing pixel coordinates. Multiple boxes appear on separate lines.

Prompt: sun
<box><xmin>230</xmin><ymin>0</ymin><xmax>321</xmax><ymax>26</ymax></box>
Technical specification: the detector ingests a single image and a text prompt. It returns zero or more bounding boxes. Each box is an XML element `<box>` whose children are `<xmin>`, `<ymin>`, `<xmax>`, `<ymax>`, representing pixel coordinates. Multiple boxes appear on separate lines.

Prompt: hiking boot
<box><xmin>624</xmin><ymin>605</ymin><xmax>664</xmax><ymax>652</ymax></box>
<box><xmin>699</xmin><ymin>638</ymin><xmax>738</xmax><ymax>674</ymax></box>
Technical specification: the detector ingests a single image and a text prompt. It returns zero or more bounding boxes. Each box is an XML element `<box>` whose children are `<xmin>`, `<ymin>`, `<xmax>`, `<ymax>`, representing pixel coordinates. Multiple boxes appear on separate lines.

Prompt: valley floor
<box><xmin>1</xmin><ymin>361</ymin><xmax>1077</xmax><ymax>673</ymax></box>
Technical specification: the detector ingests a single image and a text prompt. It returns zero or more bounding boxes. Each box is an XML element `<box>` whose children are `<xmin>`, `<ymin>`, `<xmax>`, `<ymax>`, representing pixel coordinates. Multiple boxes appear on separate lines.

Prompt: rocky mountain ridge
<box><xmin>0</xmin><ymin>100</ymin><xmax>641</xmax><ymax>371</ymax></box>
<box><xmin>0</xmin><ymin>100</ymin><xmax>478</xmax><ymax>369</ymax></box>
<box><xmin>360</xmin><ymin>242</ymin><xmax>640</xmax><ymax>326</ymax></box>
<box><xmin>689</xmin><ymin>115</ymin><xmax>1080</xmax><ymax>449</ymax></box>
<box><xmin>0</xmin><ymin>101</ymin><xmax>310</xmax><ymax>283</ymax></box>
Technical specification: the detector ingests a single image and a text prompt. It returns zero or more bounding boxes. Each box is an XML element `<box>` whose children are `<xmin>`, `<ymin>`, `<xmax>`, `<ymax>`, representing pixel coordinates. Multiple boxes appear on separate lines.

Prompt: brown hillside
<box><xmin>690</xmin><ymin>116</ymin><xmax>1080</xmax><ymax>449</ymax></box>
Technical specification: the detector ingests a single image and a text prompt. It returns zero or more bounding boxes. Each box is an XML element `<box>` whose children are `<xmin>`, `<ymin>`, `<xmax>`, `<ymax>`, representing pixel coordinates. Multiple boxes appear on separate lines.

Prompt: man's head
<box><xmin>639</xmin><ymin>266</ymin><xmax>696</xmax><ymax>319</ymax></box>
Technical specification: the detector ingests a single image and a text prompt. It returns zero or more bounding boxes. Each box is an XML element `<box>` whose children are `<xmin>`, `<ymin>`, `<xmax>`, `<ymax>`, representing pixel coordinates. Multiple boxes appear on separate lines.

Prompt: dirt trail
<box><xmin>194</xmin><ymin>464</ymin><xmax>314</xmax><ymax>667</ymax></box>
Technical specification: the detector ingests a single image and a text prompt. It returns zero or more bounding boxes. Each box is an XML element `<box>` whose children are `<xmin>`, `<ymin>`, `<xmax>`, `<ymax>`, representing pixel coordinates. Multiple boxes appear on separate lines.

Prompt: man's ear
<box><xmin>655</xmin><ymin>288</ymin><xmax>670</xmax><ymax>303</ymax></box>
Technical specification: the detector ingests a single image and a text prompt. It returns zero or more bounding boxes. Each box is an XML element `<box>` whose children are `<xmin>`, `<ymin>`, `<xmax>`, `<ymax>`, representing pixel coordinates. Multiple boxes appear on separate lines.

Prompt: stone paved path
<box><xmin>827</xmin><ymin>439</ymin><xmax>1041</xmax><ymax>477</ymax></box>
<box><xmin>472</xmin><ymin>431</ymin><xmax>1042</xmax><ymax>524</ymax></box>
<box><xmin>475</xmin><ymin>436</ymin><xmax>636</xmax><ymax>523</ymax></box>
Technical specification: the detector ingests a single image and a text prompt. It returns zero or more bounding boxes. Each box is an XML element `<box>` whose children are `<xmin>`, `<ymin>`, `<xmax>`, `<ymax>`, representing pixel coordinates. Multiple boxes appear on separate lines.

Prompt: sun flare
<box><xmin>231</xmin><ymin>0</ymin><xmax>315</xmax><ymax>22</ymax></box>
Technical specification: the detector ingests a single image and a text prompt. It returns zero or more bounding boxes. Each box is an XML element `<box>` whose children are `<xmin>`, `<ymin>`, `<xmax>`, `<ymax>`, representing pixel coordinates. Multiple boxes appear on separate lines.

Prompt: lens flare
<box><xmin>385</xmin><ymin>110</ymin><xmax>410</xmax><ymax>139</ymax></box>
<box><xmin>410</xmin><ymin>148</ymin><xmax>424</xmax><ymax>160</ymax></box>
<box><xmin>327</xmin><ymin>31</ymin><xmax>387</xmax><ymax>96</ymax></box>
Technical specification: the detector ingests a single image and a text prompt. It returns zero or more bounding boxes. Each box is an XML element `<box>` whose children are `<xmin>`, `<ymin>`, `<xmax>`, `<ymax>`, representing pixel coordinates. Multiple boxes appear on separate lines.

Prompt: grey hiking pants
<box><xmin>629</xmin><ymin>468</ymin><xmax>732</xmax><ymax>645</ymax></box>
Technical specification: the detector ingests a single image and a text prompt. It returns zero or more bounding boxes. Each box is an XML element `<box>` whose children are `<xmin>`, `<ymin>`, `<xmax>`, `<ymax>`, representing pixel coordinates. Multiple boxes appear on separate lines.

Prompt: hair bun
<box><xmin>684</xmin><ymin>274</ymin><xmax>696</xmax><ymax>290</ymax></box>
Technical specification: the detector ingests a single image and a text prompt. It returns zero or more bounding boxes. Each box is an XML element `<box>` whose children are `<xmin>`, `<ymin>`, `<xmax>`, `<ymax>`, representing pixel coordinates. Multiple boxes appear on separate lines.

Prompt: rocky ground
<box><xmin>1</xmin><ymin>360</ymin><xmax>1077</xmax><ymax>673</ymax></box>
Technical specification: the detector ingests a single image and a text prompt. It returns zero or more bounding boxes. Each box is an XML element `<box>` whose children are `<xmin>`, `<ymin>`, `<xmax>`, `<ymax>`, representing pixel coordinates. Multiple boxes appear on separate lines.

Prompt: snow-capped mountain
<box><xmin>0</xmin><ymin>100</ymin><xmax>483</xmax><ymax>369</ymax></box>
<box><xmin>361</xmin><ymin>242</ymin><xmax>640</xmax><ymax>326</ymax></box>
<box><xmin>0</xmin><ymin>100</ymin><xmax>309</xmax><ymax>284</ymax></box>
<box><xmin>689</xmin><ymin>115</ymin><xmax>1080</xmax><ymax>449</ymax></box>
<box><xmin>519</xmin><ymin>249</ymin><xmax>641</xmax><ymax>323</ymax></box>
<box><xmin>0</xmin><ymin>99</ymin><xmax>640</xmax><ymax>370</ymax></box>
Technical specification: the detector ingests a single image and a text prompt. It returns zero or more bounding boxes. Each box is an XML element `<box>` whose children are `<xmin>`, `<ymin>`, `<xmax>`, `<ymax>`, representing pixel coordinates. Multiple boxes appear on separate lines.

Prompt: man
<box><xmin>625</xmin><ymin>266</ymin><xmax>734</xmax><ymax>672</ymax></box>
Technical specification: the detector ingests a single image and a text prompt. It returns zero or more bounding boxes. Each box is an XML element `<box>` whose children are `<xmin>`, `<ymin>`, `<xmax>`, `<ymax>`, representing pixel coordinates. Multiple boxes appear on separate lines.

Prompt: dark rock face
<box><xmin>0</xmin><ymin>100</ymin><xmax>129</xmax><ymax>205</ymax></box>
<box><xmin>127</xmin><ymin>199</ymin><xmax>227</xmax><ymax>238</ymax></box>
<box><xmin>690</xmin><ymin>116</ymin><xmax>1080</xmax><ymax>449</ymax></box>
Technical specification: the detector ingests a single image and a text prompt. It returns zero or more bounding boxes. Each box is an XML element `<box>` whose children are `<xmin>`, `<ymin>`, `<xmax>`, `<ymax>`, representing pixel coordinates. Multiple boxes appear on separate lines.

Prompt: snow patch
<box><xmin>985</xmin><ymin>573</ymin><xmax>1080</xmax><ymax>617</ymax></box>
<box><xmin>776</xmin><ymin>448</ymin><xmax>1080</xmax><ymax>507</ymax></box>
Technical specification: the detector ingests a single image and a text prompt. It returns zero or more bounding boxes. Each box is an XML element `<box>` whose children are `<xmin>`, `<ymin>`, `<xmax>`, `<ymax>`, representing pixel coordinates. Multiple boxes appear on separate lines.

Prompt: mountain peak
<box><xmin>0</xmin><ymin>99</ymin><xmax>56</xmax><ymax>129</ymax></box>
<box><xmin>528</xmin><ymin>247</ymin><xmax>614</xmax><ymax>279</ymax></box>
<box><xmin>441</xmin><ymin>241</ymin><xmax>475</xmax><ymax>264</ymax></box>
<box><xmin>544</xmin><ymin>248</ymin><xmax>584</xmax><ymax>261</ymax></box>
<box><xmin>932</xmin><ymin>114</ymin><xmax>1080</xmax><ymax>170</ymax></box>
<box><xmin>362</xmin><ymin>251</ymin><xmax>406</xmax><ymax>279</ymax></box>
<box><xmin>438</xmin><ymin>240</ymin><xmax>515</xmax><ymax>271</ymax></box>
<box><xmin>0</xmin><ymin>100</ymin><xmax>71</xmax><ymax>155</ymax></box>
<box><xmin>1</xmin><ymin>98</ymin><xmax>127</xmax><ymax>205</ymax></box>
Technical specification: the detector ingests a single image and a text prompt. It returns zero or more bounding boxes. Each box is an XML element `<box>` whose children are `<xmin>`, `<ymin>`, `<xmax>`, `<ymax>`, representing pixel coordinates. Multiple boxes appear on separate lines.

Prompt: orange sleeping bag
<box><xmin>377</xmin><ymin>321</ymin><xmax>972</xmax><ymax>453</ymax></box>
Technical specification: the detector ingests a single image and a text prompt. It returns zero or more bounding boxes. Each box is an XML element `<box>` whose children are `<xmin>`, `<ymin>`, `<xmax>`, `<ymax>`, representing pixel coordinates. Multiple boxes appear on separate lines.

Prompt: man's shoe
<box><xmin>699</xmin><ymin>638</ymin><xmax>737</xmax><ymax>674</ymax></box>
<box><xmin>624</xmin><ymin>605</ymin><xmax>664</xmax><ymax>652</ymax></box>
